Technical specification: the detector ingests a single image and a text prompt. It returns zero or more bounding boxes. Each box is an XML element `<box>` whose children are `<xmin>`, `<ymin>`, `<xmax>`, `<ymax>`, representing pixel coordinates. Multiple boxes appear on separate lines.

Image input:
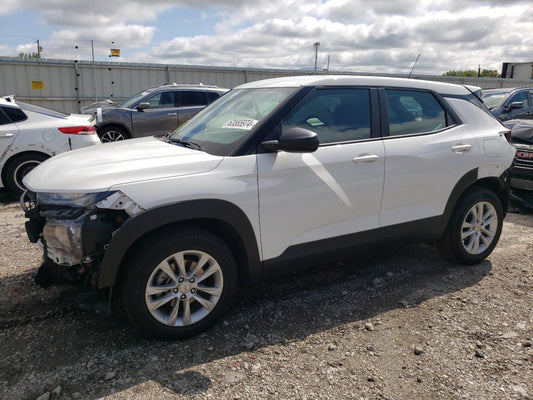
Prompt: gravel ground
<box><xmin>0</xmin><ymin>187</ymin><xmax>532</xmax><ymax>400</ymax></box>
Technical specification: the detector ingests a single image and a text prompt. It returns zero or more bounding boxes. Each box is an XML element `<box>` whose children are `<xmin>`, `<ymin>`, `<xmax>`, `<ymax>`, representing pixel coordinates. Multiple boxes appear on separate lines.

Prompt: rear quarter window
<box><xmin>0</xmin><ymin>108</ymin><xmax>11</xmax><ymax>125</ymax></box>
<box><xmin>0</xmin><ymin>106</ymin><xmax>27</xmax><ymax>123</ymax></box>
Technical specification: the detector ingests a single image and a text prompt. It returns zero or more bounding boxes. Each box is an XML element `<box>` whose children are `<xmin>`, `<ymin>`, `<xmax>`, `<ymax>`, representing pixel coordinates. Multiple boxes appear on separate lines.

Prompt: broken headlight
<box><xmin>36</xmin><ymin>191</ymin><xmax>144</xmax><ymax>266</ymax></box>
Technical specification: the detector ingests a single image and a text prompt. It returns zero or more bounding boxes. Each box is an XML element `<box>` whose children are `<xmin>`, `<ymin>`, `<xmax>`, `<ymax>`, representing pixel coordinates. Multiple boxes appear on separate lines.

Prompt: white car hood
<box><xmin>24</xmin><ymin>136</ymin><xmax>223</xmax><ymax>192</ymax></box>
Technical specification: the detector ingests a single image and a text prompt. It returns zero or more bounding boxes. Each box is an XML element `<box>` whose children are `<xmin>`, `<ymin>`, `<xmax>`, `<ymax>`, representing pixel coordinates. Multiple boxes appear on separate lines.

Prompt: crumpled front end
<box><xmin>21</xmin><ymin>190</ymin><xmax>143</xmax><ymax>288</ymax></box>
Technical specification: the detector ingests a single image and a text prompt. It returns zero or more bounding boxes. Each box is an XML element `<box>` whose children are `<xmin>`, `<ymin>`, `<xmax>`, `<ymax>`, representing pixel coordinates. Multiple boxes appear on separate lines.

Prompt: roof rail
<box><xmin>161</xmin><ymin>82</ymin><xmax>220</xmax><ymax>88</ymax></box>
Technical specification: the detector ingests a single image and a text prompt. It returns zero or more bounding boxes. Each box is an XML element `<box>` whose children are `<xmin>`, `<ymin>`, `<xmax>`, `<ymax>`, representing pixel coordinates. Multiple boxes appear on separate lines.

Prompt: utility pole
<box><xmin>314</xmin><ymin>42</ymin><xmax>320</xmax><ymax>71</ymax></box>
<box><xmin>91</xmin><ymin>40</ymin><xmax>97</xmax><ymax>102</ymax></box>
<box><xmin>37</xmin><ymin>40</ymin><xmax>40</xmax><ymax>58</ymax></box>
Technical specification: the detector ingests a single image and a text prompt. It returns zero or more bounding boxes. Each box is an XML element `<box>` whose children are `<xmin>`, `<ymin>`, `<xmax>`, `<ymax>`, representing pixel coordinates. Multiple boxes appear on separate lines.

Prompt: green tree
<box><xmin>17</xmin><ymin>52</ymin><xmax>40</xmax><ymax>59</ymax></box>
<box><xmin>443</xmin><ymin>69</ymin><xmax>500</xmax><ymax>78</ymax></box>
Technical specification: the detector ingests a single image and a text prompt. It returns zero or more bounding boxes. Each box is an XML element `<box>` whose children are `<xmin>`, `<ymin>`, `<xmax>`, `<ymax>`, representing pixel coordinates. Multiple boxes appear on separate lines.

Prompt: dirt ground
<box><xmin>0</xmin><ymin>187</ymin><xmax>531</xmax><ymax>400</ymax></box>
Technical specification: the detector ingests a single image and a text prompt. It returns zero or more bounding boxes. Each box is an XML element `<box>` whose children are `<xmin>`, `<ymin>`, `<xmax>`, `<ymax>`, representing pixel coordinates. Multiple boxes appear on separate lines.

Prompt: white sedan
<box><xmin>0</xmin><ymin>96</ymin><xmax>101</xmax><ymax>194</ymax></box>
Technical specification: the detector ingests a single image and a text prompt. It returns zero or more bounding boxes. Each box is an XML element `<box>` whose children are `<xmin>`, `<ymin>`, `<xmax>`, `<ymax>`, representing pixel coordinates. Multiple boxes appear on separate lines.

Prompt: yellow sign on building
<box><xmin>31</xmin><ymin>81</ymin><xmax>44</xmax><ymax>90</ymax></box>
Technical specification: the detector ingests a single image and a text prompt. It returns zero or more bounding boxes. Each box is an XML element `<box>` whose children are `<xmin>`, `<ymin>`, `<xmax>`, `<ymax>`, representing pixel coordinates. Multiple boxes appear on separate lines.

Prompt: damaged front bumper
<box><xmin>21</xmin><ymin>190</ymin><xmax>143</xmax><ymax>288</ymax></box>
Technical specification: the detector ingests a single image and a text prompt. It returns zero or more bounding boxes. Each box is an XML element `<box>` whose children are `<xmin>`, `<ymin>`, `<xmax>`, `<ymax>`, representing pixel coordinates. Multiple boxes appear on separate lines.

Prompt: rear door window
<box><xmin>385</xmin><ymin>89</ymin><xmax>446</xmax><ymax>136</ymax></box>
<box><xmin>179</xmin><ymin>91</ymin><xmax>208</xmax><ymax>107</ymax></box>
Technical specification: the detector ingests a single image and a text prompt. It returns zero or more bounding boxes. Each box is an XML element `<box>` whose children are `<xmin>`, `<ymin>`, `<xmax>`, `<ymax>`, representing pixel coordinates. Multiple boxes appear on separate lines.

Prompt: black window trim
<box><xmin>246</xmin><ymin>85</ymin><xmax>469</xmax><ymax>156</ymax></box>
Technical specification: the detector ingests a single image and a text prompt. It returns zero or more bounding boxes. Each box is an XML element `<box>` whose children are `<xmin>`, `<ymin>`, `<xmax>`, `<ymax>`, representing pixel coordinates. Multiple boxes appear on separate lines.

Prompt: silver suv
<box><xmin>81</xmin><ymin>83</ymin><xmax>228</xmax><ymax>142</ymax></box>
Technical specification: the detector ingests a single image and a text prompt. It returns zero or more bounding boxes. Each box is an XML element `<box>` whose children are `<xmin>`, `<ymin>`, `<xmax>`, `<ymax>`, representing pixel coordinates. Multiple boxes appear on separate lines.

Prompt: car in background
<box><xmin>81</xmin><ymin>83</ymin><xmax>229</xmax><ymax>142</ymax></box>
<box><xmin>0</xmin><ymin>96</ymin><xmax>101</xmax><ymax>195</ymax></box>
<box><xmin>502</xmin><ymin>119</ymin><xmax>533</xmax><ymax>209</ymax></box>
<box><xmin>481</xmin><ymin>87</ymin><xmax>533</xmax><ymax>121</ymax></box>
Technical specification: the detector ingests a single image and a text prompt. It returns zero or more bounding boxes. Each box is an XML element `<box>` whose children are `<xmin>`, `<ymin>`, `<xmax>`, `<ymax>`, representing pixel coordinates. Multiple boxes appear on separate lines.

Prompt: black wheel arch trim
<box><xmin>97</xmin><ymin>199</ymin><xmax>262</xmax><ymax>288</ymax></box>
<box><xmin>443</xmin><ymin>167</ymin><xmax>510</xmax><ymax>220</ymax></box>
<box><xmin>441</xmin><ymin>168</ymin><xmax>479</xmax><ymax>222</ymax></box>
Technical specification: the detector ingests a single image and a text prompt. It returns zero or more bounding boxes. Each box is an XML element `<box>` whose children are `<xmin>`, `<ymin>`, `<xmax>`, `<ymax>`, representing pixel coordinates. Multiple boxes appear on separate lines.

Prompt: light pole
<box><xmin>314</xmin><ymin>42</ymin><xmax>320</xmax><ymax>71</ymax></box>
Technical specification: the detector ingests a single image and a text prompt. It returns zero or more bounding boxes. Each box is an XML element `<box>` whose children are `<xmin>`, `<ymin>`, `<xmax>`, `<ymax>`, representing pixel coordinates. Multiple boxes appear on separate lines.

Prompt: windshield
<box><xmin>482</xmin><ymin>90</ymin><xmax>511</xmax><ymax>109</ymax></box>
<box><xmin>118</xmin><ymin>91</ymin><xmax>150</xmax><ymax>109</ymax></box>
<box><xmin>171</xmin><ymin>87</ymin><xmax>296</xmax><ymax>155</ymax></box>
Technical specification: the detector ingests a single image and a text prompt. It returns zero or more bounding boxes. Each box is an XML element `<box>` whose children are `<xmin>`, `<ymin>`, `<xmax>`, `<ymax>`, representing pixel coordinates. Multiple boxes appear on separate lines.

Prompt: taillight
<box><xmin>58</xmin><ymin>125</ymin><xmax>96</xmax><ymax>135</ymax></box>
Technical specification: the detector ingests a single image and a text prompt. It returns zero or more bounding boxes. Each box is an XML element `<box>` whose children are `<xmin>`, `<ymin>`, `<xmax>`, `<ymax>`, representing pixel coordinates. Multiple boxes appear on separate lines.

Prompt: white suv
<box><xmin>21</xmin><ymin>76</ymin><xmax>516</xmax><ymax>339</ymax></box>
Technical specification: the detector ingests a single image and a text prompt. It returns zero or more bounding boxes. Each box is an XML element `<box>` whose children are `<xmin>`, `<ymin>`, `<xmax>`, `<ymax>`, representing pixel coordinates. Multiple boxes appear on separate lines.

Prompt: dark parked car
<box><xmin>81</xmin><ymin>84</ymin><xmax>228</xmax><ymax>142</ymax></box>
<box><xmin>482</xmin><ymin>87</ymin><xmax>533</xmax><ymax>121</ymax></box>
<box><xmin>504</xmin><ymin>120</ymin><xmax>533</xmax><ymax>188</ymax></box>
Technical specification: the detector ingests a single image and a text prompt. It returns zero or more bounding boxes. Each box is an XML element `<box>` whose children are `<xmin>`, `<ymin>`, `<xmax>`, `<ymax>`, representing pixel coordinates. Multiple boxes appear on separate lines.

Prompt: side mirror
<box><xmin>136</xmin><ymin>102</ymin><xmax>150</xmax><ymax>111</ymax></box>
<box><xmin>508</xmin><ymin>101</ymin><xmax>524</xmax><ymax>110</ymax></box>
<box><xmin>262</xmin><ymin>127</ymin><xmax>319</xmax><ymax>153</ymax></box>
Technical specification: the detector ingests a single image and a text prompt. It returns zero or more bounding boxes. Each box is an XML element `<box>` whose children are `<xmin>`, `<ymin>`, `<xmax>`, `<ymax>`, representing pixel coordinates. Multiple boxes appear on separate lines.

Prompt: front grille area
<box><xmin>515</xmin><ymin>149</ymin><xmax>533</xmax><ymax>170</ymax></box>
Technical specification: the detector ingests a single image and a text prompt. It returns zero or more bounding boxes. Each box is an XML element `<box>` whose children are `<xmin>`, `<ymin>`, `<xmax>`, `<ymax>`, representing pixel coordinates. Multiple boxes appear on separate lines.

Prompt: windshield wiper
<box><xmin>168</xmin><ymin>136</ymin><xmax>202</xmax><ymax>150</ymax></box>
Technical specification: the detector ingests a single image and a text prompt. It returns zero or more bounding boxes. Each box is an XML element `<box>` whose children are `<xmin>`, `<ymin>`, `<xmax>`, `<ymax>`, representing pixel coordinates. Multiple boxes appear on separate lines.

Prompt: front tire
<box><xmin>121</xmin><ymin>227</ymin><xmax>238</xmax><ymax>339</ymax></box>
<box><xmin>4</xmin><ymin>153</ymin><xmax>49</xmax><ymax>195</ymax></box>
<box><xmin>437</xmin><ymin>187</ymin><xmax>503</xmax><ymax>264</ymax></box>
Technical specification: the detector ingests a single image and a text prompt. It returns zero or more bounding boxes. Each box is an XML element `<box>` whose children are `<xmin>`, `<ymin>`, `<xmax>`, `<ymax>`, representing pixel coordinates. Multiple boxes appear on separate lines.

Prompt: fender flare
<box><xmin>441</xmin><ymin>167</ymin><xmax>509</xmax><ymax>227</ymax></box>
<box><xmin>97</xmin><ymin>199</ymin><xmax>262</xmax><ymax>288</ymax></box>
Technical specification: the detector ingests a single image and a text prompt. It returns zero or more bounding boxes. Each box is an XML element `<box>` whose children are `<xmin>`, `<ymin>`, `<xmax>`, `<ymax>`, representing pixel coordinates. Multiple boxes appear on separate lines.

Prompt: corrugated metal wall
<box><xmin>1</xmin><ymin>56</ymin><xmax>532</xmax><ymax>114</ymax></box>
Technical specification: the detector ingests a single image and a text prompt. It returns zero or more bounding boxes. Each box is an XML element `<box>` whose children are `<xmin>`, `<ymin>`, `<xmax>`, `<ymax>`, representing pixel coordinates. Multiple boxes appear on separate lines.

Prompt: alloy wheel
<box><xmin>145</xmin><ymin>250</ymin><xmax>224</xmax><ymax>327</ymax></box>
<box><xmin>461</xmin><ymin>201</ymin><xmax>498</xmax><ymax>255</ymax></box>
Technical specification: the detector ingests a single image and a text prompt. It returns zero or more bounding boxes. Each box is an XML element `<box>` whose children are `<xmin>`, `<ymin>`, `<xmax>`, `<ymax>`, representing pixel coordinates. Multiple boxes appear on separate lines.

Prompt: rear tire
<box><xmin>4</xmin><ymin>153</ymin><xmax>49</xmax><ymax>195</ymax></box>
<box><xmin>437</xmin><ymin>187</ymin><xmax>503</xmax><ymax>264</ymax></box>
<box><xmin>121</xmin><ymin>227</ymin><xmax>238</xmax><ymax>340</ymax></box>
<box><xmin>98</xmin><ymin>125</ymin><xmax>129</xmax><ymax>142</ymax></box>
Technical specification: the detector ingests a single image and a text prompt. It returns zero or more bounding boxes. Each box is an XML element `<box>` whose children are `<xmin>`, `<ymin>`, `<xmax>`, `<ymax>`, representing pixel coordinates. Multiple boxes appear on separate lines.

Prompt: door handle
<box><xmin>0</xmin><ymin>133</ymin><xmax>14</xmax><ymax>138</ymax></box>
<box><xmin>352</xmin><ymin>154</ymin><xmax>379</xmax><ymax>163</ymax></box>
<box><xmin>451</xmin><ymin>144</ymin><xmax>472</xmax><ymax>153</ymax></box>
<box><xmin>167</xmin><ymin>112</ymin><xmax>178</xmax><ymax>116</ymax></box>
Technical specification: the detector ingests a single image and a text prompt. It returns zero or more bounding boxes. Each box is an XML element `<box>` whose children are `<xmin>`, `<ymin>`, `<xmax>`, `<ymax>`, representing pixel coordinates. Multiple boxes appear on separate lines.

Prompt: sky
<box><xmin>0</xmin><ymin>0</ymin><xmax>532</xmax><ymax>76</ymax></box>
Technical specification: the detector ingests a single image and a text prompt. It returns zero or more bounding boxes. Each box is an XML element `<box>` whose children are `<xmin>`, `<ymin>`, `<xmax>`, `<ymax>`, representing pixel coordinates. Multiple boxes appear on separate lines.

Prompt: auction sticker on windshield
<box><xmin>222</xmin><ymin>118</ymin><xmax>258</xmax><ymax>130</ymax></box>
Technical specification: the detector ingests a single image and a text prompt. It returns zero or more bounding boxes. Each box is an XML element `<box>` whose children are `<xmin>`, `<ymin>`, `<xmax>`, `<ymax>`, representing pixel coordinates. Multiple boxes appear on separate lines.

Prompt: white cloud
<box><xmin>147</xmin><ymin>1</ymin><xmax>533</xmax><ymax>74</ymax></box>
<box><xmin>0</xmin><ymin>0</ymin><xmax>21</xmax><ymax>16</ymax></box>
<box><xmin>13</xmin><ymin>25</ymin><xmax>155</xmax><ymax>60</ymax></box>
<box><xmin>2</xmin><ymin>0</ymin><xmax>533</xmax><ymax>75</ymax></box>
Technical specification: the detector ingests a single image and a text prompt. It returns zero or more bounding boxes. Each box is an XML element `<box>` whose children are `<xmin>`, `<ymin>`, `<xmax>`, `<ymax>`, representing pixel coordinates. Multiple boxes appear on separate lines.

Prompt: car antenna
<box><xmin>408</xmin><ymin>53</ymin><xmax>421</xmax><ymax>78</ymax></box>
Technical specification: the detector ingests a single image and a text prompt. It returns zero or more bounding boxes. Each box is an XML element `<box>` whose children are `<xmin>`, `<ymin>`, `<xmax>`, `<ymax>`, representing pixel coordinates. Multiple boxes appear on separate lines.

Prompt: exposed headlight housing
<box><xmin>36</xmin><ymin>191</ymin><xmax>115</xmax><ymax>208</ymax></box>
<box><xmin>36</xmin><ymin>191</ymin><xmax>144</xmax><ymax>266</ymax></box>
